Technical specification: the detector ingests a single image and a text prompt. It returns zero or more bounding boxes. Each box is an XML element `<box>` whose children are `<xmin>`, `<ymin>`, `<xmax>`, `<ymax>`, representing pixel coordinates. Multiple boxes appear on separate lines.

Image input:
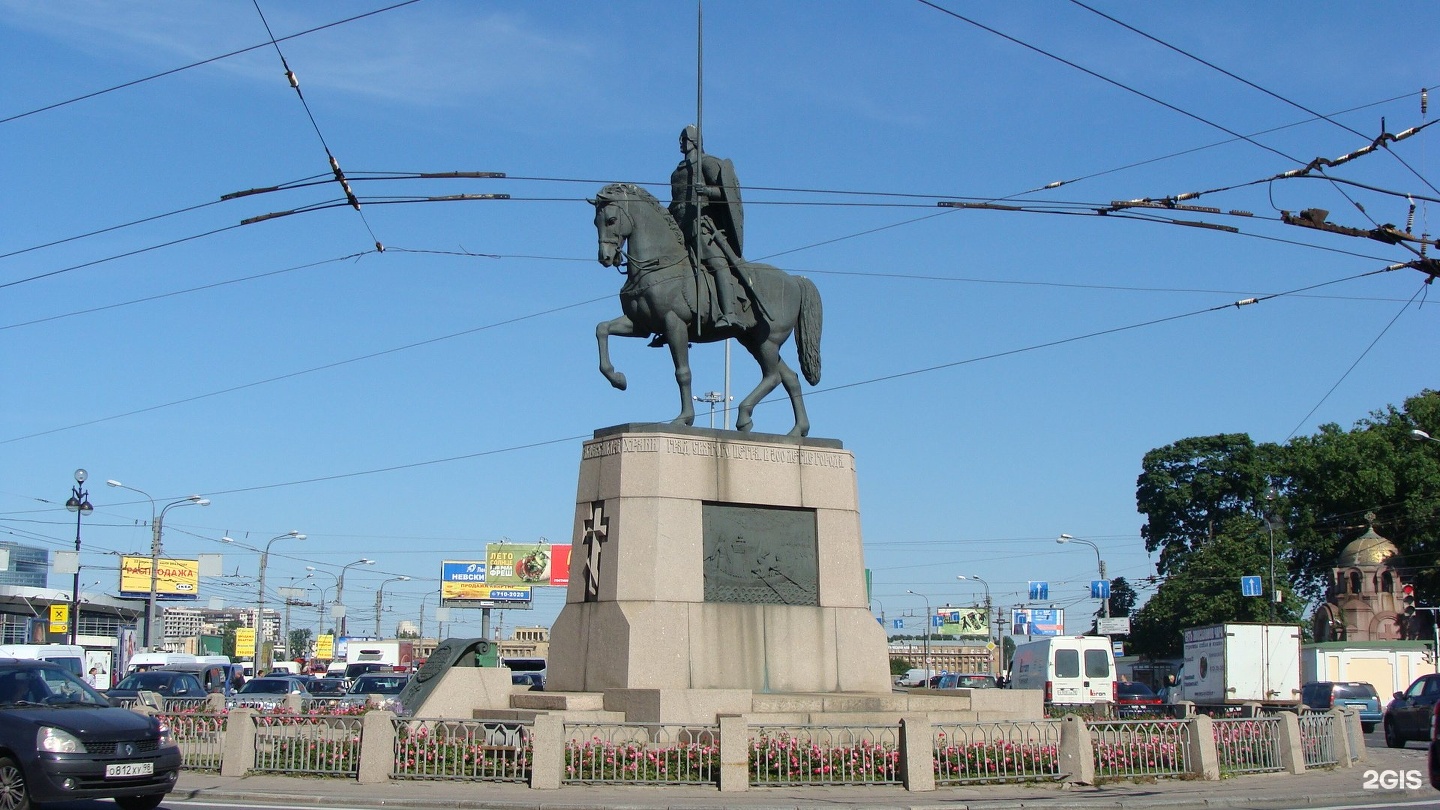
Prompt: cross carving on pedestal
<box><xmin>582</xmin><ymin>501</ymin><xmax>609</xmax><ymax>602</ymax></box>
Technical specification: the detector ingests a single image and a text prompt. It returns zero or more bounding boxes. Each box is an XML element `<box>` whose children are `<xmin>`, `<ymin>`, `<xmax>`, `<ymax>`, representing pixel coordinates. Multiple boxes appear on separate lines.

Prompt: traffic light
<box><xmin>1403</xmin><ymin>583</ymin><xmax>1417</xmax><ymax>617</ymax></box>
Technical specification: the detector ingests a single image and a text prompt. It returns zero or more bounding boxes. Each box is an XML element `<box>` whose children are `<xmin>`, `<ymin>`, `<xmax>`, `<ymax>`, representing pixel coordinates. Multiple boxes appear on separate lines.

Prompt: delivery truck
<box><xmin>1178</xmin><ymin>623</ymin><xmax>1301</xmax><ymax>706</ymax></box>
<box><xmin>344</xmin><ymin>640</ymin><xmax>416</xmax><ymax>672</ymax></box>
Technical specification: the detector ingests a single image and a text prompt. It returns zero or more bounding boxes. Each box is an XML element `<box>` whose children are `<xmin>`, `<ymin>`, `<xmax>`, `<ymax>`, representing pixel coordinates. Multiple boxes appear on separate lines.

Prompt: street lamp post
<box><xmin>957</xmin><ymin>574</ymin><xmax>993</xmax><ymax>641</ymax></box>
<box><xmin>375</xmin><ymin>576</ymin><xmax>411</xmax><ymax>638</ymax></box>
<box><xmin>107</xmin><ymin>480</ymin><xmax>209</xmax><ymax>649</ymax></box>
<box><xmin>254</xmin><ymin>531</ymin><xmax>304</xmax><ymax>672</ymax></box>
<box><xmin>336</xmin><ymin>558</ymin><xmax>375</xmax><ymax>637</ymax></box>
<box><xmin>906</xmin><ymin>589</ymin><xmax>933</xmax><ymax>683</ymax></box>
<box><xmin>306</xmin><ymin>567</ymin><xmax>338</xmax><ymax>636</ymax></box>
<box><xmin>1058</xmin><ymin>534</ymin><xmax>1108</xmax><ymax>620</ymax></box>
<box><xmin>64</xmin><ymin>469</ymin><xmax>92</xmax><ymax>645</ymax></box>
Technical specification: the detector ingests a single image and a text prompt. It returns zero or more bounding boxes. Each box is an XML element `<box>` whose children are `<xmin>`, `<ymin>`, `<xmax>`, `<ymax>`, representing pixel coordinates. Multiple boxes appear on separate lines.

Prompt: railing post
<box><xmin>898</xmin><ymin>714</ymin><xmax>934</xmax><ymax>792</ymax></box>
<box><xmin>717</xmin><ymin>714</ymin><xmax>748</xmax><ymax>792</ymax></box>
<box><xmin>1343</xmin><ymin>707</ymin><xmax>1367</xmax><ymax>763</ymax></box>
<box><xmin>529</xmin><ymin>713</ymin><xmax>564</xmax><ymax>790</ymax></box>
<box><xmin>206</xmin><ymin>693</ymin><xmax>225</xmax><ymax>712</ymax></box>
<box><xmin>356</xmin><ymin>710</ymin><xmax>396</xmax><ymax>784</ymax></box>
<box><xmin>1173</xmin><ymin>700</ymin><xmax>1195</xmax><ymax>719</ymax></box>
<box><xmin>1327</xmin><ymin>709</ymin><xmax>1354</xmax><ymax>768</ymax></box>
<box><xmin>220</xmin><ymin>708</ymin><xmax>256</xmax><ymax>777</ymax></box>
<box><xmin>283</xmin><ymin>693</ymin><xmax>302</xmax><ymax>713</ymax></box>
<box><xmin>1057</xmin><ymin>714</ymin><xmax>1094</xmax><ymax>785</ymax></box>
<box><xmin>1184</xmin><ymin>715</ymin><xmax>1220</xmax><ymax>780</ymax></box>
<box><xmin>1275</xmin><ymin>710</ymin><xmax>1304</xmax><ymax>774</ymax></box>
<box><xmin>1241</xmin><ymin>702</ymin><xmax>1262</xmax><ymax>718</ymax></box>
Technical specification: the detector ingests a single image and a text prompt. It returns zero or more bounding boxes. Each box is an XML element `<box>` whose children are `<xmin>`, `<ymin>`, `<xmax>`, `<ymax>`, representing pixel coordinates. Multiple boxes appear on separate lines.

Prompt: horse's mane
<box><xmin>597</xmin><ymin>183</ymin><xmax>686</xmax><ymax>247</ymax></box>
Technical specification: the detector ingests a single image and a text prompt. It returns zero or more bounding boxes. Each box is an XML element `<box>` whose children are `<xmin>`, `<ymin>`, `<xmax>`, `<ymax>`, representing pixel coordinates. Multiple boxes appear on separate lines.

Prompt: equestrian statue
<box><xmin>591</xmin><ymin>128</ymin><xmax>822</xmax><ymax>436</ymax></box>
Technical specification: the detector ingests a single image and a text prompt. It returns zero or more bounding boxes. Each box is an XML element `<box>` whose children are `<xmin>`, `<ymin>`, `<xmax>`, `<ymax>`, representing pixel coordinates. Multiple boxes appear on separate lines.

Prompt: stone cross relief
<box><xmin>582</xmin><ymin>501</ymin><xmax>608</xmax><ymax>602</ymax></box>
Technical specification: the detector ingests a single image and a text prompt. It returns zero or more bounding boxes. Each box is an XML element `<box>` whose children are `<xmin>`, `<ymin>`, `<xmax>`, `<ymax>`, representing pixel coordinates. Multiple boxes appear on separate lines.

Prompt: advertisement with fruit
<box><xmin>484</xmin><ymin>542</ymin><xmax>571</xmax><ymax>587</ymax></box>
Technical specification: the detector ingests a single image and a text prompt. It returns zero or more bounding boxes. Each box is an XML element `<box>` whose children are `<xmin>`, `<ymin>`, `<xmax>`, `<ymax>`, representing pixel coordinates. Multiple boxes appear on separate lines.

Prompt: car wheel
<box><xmin>1385</xmin><ymin>719</ymin><xmax>1407</xmax><ymax>749</ymax></box>
<box><xmin>114</xmin><ymin>794</ymin><xmax>165</xmax><ymax>810</ymax></box>
<box><xmin>0</xmin><ymin>756</ymin><xmax>32</xmax><ymax>810</ymax></box>
<box><xmin>1362</xmin><ymin>722</ymin><xmax>1377</xmax><ymax>734</ymax></box>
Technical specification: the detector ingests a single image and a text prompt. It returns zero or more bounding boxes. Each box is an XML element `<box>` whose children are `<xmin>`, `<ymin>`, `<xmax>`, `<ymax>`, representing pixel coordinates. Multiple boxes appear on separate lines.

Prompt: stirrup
<box><xmin>647</xmin><ymin>334</ymin><xmax>666</xmax><ymax>348</ymax></box>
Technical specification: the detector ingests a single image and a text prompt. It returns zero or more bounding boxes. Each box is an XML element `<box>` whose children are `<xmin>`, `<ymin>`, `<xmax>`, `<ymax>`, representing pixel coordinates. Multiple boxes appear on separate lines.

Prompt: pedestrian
<box><xmin>87</xmin><ymin>666</ymin><xmax>105</xmax><ymax>689</ymax></box>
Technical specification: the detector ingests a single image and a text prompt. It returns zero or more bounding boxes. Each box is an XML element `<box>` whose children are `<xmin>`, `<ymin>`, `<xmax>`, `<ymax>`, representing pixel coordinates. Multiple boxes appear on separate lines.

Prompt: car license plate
<box><xmin>105</xmin><ymin>762</ymin><xmax>153</xmax><ymax>778</ymax></box>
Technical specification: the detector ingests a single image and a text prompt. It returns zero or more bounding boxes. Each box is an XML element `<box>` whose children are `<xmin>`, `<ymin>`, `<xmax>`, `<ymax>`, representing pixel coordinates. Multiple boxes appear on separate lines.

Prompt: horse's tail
<box><xmin>796</xmin><ymin>276</ymin><xmax>822</xmax><ymax>385</ymax></box>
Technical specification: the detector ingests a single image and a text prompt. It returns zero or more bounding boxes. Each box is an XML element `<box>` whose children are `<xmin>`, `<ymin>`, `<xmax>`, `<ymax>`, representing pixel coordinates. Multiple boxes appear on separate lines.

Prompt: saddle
<box><xmin>648</xmin><ymin>264</ymin><xmax>752</xmax><ymax>347</ymax></box>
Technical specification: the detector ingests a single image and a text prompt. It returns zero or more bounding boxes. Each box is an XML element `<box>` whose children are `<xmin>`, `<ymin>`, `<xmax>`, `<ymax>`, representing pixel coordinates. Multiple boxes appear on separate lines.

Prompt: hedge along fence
<box><xmin>141</xmin><ymin>700</ymin><xmax>1366</xmax><ymax>792</ymax></box>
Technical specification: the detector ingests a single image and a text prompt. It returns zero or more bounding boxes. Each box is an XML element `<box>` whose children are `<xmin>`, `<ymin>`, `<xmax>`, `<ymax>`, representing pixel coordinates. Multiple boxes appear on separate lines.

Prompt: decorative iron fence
<box><xmin>749</xmin><ymin>725</ymin><xmax>900</xmax><ymax>786</ymax></box>
<box><xmin>932</xmin><ymin>720</ymin><xmax>1062</xmax><ymax>785</ymax></box>
<box><xmin>159</xmin><ymin>710</ymin><xmax>226</xmax><ymax>771</ymax></box>
<box><xmin>301</xmin><ymin>697</ymin><xmax>350</xmax><ymax>713</ymax></box>
<box><xmin>252</xmin><ymin>714</ymin><xmax>363</xmax><ymax>775</ymax></box>
<box><xmin>1298</xmin><ymin>712</ymin><xmax>1340</xmax><ymax>768</ymax></box>
<box><xmin>564</xmin><ymin>723</ymin><xmax>719</xmax><ymax>785</ymax></box>
<box><xmin>1090</xmin><ymin>719</ymin><xmax>1190</xmax><ymax>779</ymax></box>
<box><xmin>161</xmin><ymin>697</ymin><xmax>213</xmax><ymax>713</ymax></box>
<box><xmin>1212</xmin><ymin>716</ymin><xmax>1283</xmax><ymax>774</ymax></box>
<box><xmin>392</xmin><ymin>718</ymin><xmax>531</xmax><ymax>782</ymax></box>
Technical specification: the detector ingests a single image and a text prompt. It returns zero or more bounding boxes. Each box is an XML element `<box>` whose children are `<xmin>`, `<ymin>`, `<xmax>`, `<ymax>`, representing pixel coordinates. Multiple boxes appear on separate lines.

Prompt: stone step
<box><xmin>511</xmin><ymin>691</ymin><xmax>605</xmax><ymax>711</ymax></box>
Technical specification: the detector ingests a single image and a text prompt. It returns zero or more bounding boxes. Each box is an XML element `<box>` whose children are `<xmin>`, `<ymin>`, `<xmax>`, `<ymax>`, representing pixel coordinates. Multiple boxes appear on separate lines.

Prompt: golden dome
<box><xmin>1336</xmin><ymin>526</ymin><xmax>1399</xmax><ymax>568</ymax></box>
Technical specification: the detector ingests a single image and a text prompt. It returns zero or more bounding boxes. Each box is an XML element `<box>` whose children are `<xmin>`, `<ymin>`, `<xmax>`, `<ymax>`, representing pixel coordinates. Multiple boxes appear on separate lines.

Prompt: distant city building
<box><xmin>395</xmin><ymin>620</ymin><xmax>420</xmax><ymax>637</ymax></box>
<box><xmin>0</xmin><ymin>541</ymin><xmax>48</xmax><ymax>588</ymax></box>
<box><xmin>499</xmin><ymin>625</ymin><xmax>550</xmax><ymax>661</ymax></box>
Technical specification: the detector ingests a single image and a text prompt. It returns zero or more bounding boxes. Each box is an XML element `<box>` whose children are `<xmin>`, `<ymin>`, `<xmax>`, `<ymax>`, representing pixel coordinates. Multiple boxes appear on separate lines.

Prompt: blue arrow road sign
<box><xmin>1091</xmin><ymin>580</ymin><xmax>1111</xmax><ymax>599</ymax></box>
<box><xmin>1029</xmin><ymin>581</ymin><xmax>1049</xmax><ymax>601</ymax></box>
<box><xmin>1241</xmin><ymin>576</ymin><xmax>1263</xmax><ymax>597</ymax></box>
<box><xmin>893</xmin><ymin>619</ymin><xmax>904</xmax><ymax>629</ymax></box>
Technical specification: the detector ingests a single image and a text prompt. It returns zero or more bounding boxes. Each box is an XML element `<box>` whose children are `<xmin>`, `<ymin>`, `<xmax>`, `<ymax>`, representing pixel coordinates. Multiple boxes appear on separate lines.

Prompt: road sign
<box><xmin>1240</xmin><ymin>576</ymin><xmax>1263</xmax><ymax>597</ymax></box>
<box><xmin>1096</xmin><ymin>617</ymin><xmax>1131</xmax><ymax>635</ymax></box>
<box><xmin>1028</xmin><ymin>581</ymin><xmax>1049</xmax><ymax>601</ymax></box>
<box><xmin>892</xmin><ymin>619</ymin><xmax>904</xmax><ymax>629</ymax></box>
<box><xmin>1090</xmin><ymin>580</ymin><xmax>1111</xmax><ymax>599</ymax></box>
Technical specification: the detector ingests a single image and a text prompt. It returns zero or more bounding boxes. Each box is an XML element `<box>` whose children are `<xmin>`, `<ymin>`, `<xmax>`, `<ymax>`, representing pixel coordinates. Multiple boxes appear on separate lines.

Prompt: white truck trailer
<box><xmin>1178</xmin><ymin>623</ymin><xmax>1301</xmax><ymax>706</ymax></box>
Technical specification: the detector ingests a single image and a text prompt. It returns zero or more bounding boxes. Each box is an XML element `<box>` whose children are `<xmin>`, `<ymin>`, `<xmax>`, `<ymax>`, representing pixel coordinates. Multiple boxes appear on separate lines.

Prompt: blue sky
<box><xmin>2</xmin><ymin>1</ymin><xmax>1436</xmax><ymax>643</ymax></box>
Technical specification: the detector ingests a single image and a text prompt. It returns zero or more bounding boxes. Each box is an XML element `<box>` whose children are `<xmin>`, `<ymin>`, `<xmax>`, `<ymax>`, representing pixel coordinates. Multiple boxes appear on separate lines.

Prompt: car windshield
<box><xmin>1117</xmin><ymin>682</ymin><xmax>1156</xmax><ymax>698</ymax></box>
<box><xmin>0</xmin><ymin>664</ymin><xmax>110</xmax><ymax>707</ymax></box>
<box><xmin>349</xmin><ymin>676</ymin><xmax>408</xmax><ymax>694</ymax></box>
<box><xmin>239</xmin><ymin>679</ymin><xmax>290</xmax><ymax>694</ymax></box>
<box><xmin>1333</xmin><ymin>683</ymin><xmax>1377</xmax><ymax>700</ymax></box>
<box><xmin>113</xmin><ymin>672</ymin><xmax>185</xmax><ymax>692</ymax></box>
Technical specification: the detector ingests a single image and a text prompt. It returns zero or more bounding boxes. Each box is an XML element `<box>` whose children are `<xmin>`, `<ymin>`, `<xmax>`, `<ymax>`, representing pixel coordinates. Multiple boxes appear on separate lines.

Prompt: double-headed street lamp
<box><xmin>336</xmin><ymin>558</ymin><xmax>375</xmax><ymax>637</ymax></box>
<box><xmin>906</xmin><ymin>589</ymin><xmax>933</xmax><ymax>683</ymax></box>
<box><xmin>1057</xmin><ymin>534</ymin><xmax>1108</xmax><ymax>619</ymax></box>
<box><xmin>306</xmin><ymin>566</ymin><xmax>339</xmax><ymax>636</ymax></box>
<box><xmin>107</xmin><ymin>480</ymin><xmax>210</xmax><ymax>649</ymax></box>
<box><xmin>255</xmin><ymin>531</ymin><xmax>304</xmax><ymax>671</ymax></box>
<box><xmin>375</xmin><ymin>576</ymin><xmax>411</xmax><ymax>638</ymax></box>
<box><xmin>64</xmin><ymin>469</ymin><xmax>93</xmax><ymax>644</ymax></box>
<box><xmin>956</xmin><ymin>573</ymin><xmax>992</xmax><ymax>642</ymax></box>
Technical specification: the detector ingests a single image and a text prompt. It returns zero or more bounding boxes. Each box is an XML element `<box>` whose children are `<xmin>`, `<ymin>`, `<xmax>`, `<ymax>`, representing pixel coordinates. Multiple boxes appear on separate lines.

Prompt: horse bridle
<box><xmin>597</xmin><ymin>200</ymin><xmax>632</xmax><ymax>273</ymax></box>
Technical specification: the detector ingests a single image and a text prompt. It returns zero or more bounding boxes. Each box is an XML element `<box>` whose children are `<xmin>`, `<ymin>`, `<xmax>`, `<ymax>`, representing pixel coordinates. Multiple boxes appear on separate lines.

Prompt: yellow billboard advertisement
<box><xmin>119</xmin><ymin>556</ymin><xmax>200</xmax><ymax>600</ymax></box>
<box><xmin>235</xmin><ymin>628</ymin><xmax>256</xmax><ymax>658</ymax></box>
<box><xmin>48</xmin><ymin>604</ymin><xmax>69</xmax><ymax>634</ymax></box>
<box><xmin>315</xmin><ymin>634</ymin><xmax>334</xmax><ymax>660</ymax></box>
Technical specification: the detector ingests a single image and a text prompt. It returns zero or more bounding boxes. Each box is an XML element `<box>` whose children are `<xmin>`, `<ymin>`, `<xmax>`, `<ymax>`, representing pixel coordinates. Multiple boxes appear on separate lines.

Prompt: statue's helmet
<box><xmin>680</xmin><ymin>125</ymin><xmax>700</xmax><ymax>148</ymax></box>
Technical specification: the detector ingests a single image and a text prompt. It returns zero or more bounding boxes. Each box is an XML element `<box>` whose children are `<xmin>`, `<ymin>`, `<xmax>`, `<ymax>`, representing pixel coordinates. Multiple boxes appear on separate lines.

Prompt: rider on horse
<box><xmin>669</xmin><ymin>125</ymin><xmax>746</xmax><ymax>329</ymax></box>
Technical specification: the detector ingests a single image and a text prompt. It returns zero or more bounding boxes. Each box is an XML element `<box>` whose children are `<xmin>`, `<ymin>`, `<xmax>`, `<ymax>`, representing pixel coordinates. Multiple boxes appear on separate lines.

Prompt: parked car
<box><xmin>933</xmin><ymin>673</ymin><xmax>997</xmax><ymax>690</ymax></box>
<box><xmin>306</xmin><ymin>677</ymin><xmax>349</xmax><ymax>697</ymax></box>
<box><xmin>104</xmin><ymin>670</ymin><xmax>208</xmax><ymax>705</ymax></box>
<box><xmin>341</xmin><ymin>673</ymin><xmax>410</xmax><ymax>706</ymax></box>
<box><xmin>511</xmin><ymin>672</ymin><xmax>544</xmax><ymax>691</ymax></box>
<box><xmin>0</xmin><ymin>658</ymin><xmax>181</xmax><ymax>810</ymax></box>
<box><xmin>1302</xmin><ymin>681</ymin><xmax>1382</xmax><ymax>733</ymax></box>
<box><xmin>1385</xmin><ymin>673</ymin><xmax>1440</xmax><ymax>748</ymax></box>
<box><xmin>227</xmin><ymin>676</ymin><xmax>311</xmax><ymax>708</ymax></box>
<box><xmin>1114</xmin><ymin>681</ymin><xmax>1164</xmax><ymax>717</ymax></box>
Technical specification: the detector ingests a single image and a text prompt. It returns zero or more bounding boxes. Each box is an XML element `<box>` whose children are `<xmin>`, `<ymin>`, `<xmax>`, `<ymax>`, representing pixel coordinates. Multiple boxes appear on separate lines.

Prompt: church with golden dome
<box><xmin>1312</xmin><ymin>514</ymin><xmax>1415</xmax><ymax>642</ymax></box>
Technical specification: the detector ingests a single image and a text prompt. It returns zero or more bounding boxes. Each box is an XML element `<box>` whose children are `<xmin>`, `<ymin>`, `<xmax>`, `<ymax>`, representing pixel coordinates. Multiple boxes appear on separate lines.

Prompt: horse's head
<box><xmin>592</xmin><ymin>183</ymin><xmax>638</xmax><ymax>268</ymax></box>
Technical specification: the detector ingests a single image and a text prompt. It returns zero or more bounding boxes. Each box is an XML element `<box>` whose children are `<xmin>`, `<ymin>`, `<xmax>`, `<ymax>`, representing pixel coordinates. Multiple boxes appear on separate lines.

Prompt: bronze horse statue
<box><xmin>591</xmin><ymin>183</ymin><xmax>822</xmax><ymax>436</ymax></box>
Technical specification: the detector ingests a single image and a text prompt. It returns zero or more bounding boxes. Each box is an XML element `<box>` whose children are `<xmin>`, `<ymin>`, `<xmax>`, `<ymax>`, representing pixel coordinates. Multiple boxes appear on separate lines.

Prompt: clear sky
<box><xmin>2</xmin><ymin>1</ymin><xmax>1436</xmax><ymax>644</ymax></box>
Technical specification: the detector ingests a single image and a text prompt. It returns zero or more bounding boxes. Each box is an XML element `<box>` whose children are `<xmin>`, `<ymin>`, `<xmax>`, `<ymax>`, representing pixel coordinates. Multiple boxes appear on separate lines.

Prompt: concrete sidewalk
<box><xmin>169</xmin><ymin>744</ymin><xmax>1436</xmax><ymax>810</ymax></box>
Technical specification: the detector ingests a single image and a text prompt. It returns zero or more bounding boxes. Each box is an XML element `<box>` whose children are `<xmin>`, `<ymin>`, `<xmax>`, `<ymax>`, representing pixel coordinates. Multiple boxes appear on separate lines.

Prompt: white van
<box><xmin>126</xmin><ymin>652</ymin><xmax>197</xmax><ymax>673</ymax></box>
<box><xmin>0</xmin><ymin>644</ymin><xmax>86</xmax><ymax>677</ymax></box>
<box><xmin>1008</xmin><ymin>636</ymin><xmax>1116</xmax><ymax>705</ymax></box>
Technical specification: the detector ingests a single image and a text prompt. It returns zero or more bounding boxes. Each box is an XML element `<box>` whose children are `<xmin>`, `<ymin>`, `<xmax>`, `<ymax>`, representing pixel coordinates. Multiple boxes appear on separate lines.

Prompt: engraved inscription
<box><xmin>582</xmin><ymin>436</ymin><xmax>662</xmax><ymax>459</ymax></box>
<box><xmin>702</xmin><ymin>503</ymin><xmax>819</xmax><ymax>606</ymax></box>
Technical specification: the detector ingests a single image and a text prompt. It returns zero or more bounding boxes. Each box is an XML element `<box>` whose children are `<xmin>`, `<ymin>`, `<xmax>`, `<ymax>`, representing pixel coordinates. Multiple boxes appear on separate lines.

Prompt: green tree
<box><xmin>287</xmin><ymin>628</ymin><xmax>313</xmax><ymax>660</ymax></box>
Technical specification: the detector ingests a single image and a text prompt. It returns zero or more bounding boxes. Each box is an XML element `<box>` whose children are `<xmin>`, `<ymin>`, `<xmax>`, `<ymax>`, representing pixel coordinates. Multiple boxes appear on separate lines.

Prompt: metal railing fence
<box><xmin>252</xmin><ymin>713</ymin><xmax>363</xmax><ymax>775</ymax></box>
<box><xmin>1212</xmin><ymin>716</ymin><xmax>1283</xmax><ymax>774</ymax></box>
<box><xmin>564</xmin><ymin>723</ymin><xmax>719</xmax><ymax>785</ymax></box>
<box><xmin>1297</xmin><ymin>712</ymin><xmax>1340</xmax><ymax>768</ymax></box>
<box><xmin>160</xmin><ymin>697</ymin><xmax>213</xmax><ymax>713</ymax></box>
<box><xmin>932</xmin><ymin>720</ymin><xmax>1062</xmax><ymax>785</ymax></box>
<box><xmin>392</xmin><ymin>718</ymin><xmax>531</xmax><ymax>782</ymax></box>
<box><xmin>1089</xmin><ymin>719</ymin><xmax>1190</xmax><ymax>779</ymax></box>
<box><xmin>159</xmin><ymin>710</ymin><xmax>226</xmax><ymax>771</ymax></box>
<box><xmin>749</xmin><ymin>725</ymin><xmax>900</xmax><ymax>786</ymax></box>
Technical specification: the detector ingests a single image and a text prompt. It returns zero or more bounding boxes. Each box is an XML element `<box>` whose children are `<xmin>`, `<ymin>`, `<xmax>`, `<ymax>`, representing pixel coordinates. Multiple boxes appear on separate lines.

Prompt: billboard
<box><xmin>48</xmin><ymin>604</ymin><xmax>69</xmax><ymax>634</ymax></box>
<box><xmin>938</xmin><ymin>607</ymin><xmax>988</xmax><ymax>638</ymax></box>
<box><xmin>315</xmin><ymin>634</ymin><xmax>334</xmax><ymax>660</ymax></box>
<box><xmin>483</xmin><ymin>543</ymin><xmax>570</xmax><ymax>587</ymax></box>
<box><xmin>119</xmin><ymin>556</ymin><xmax>199</xmax><ymax>600</ymax></box>
<box><xmin>235</xmin><ymin>628</ymin><xmax>256</xmax><ymax>658</ymax></box>
<box><xmin>440</xmin><ymin>560</ymin><xmax>532</xmax><ymax>604</ymax></box>
<box><xmin>1012</xmin><ymin>608</ymin><xmax>1064</xmax><ymax>637</ymax></box>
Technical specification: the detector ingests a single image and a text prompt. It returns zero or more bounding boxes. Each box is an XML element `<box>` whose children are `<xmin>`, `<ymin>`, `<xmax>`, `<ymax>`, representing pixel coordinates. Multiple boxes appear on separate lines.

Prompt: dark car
<box><xmin>1302</xmin><ymin>681</ymin><xmax>1382</xmax><ymax>733</ymax></box>
<box><xmin>104</xmin><ymin>670</ymin><xmax>207</xmax><ymax>704</ymax></box>
<box><xmin>343</xmin><ymin>662</ymin><xmax>391</xmax><ymax>681</ymax></box>
<box><xmin>1385</xmin><ymin>673</ymin><xmax>1440</xmax><ymax>748</ymax></box>
<box><xmin>306</xmin><ymin>678</ymin><xmax>348</xmax><ymax>697</ymax></box>
<box><xmin>1114</xmin><ymin>681</ymin><xmax>1164</xmax><ymax>717</ymax></box>
<box><xmin>933</xmin><ymin>673</ymin><xmax>996</xmax><ymax>690</ymax></box>
<box><xmin>511</xmin><ymin>672</ymin><xmax>544</xmax><ymax>691</ymax></box>
<box><xmin>0</xmin><ymin>659</ymin><xmax>181</xmax><ymax>810</ymax></box>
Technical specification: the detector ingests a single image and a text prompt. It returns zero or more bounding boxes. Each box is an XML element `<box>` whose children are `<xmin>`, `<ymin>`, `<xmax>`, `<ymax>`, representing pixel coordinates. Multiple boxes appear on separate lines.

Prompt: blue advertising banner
<box><xmin>1012</xmin><ymin>608</ymin><xmax>1064</xmax><ymax>637</ymax></box>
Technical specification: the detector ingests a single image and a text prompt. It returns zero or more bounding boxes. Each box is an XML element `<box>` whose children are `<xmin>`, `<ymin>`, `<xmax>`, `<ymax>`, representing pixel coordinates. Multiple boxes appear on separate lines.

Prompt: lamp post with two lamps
<box><xmin>375</xmin><ymin>576</ymin><xmax>411</xmax><ymax>638</ymax></box>
<box><xmin>906</xmin><ymin>589</ymin><xmax>933</xmax><ymax>684</ymax></box>
<box><xmin>255</xmin><ymin>532</ymin><xmax>304</xmax><ymax>672</ymax></box>
<box><xmin>107</xmin><ymin>480</ymin><xmax>210</xmax><ymax>649</ymax></box>
<box><xmin>956</xmin><ymin>574</ymin><xmax>992</xmax><ymax>642</ymax></box>
<box><xmin>336</xmin><ymin>558</ymin><xmax>376</xmax><ymax>637</ymax></box>
<box><xmin>64</xmin><ymin>469</ymin><xmax>92</xmax><ymax>645</ymax></box>
<box><xmin>1057</xmin><ymin>534</ymin><xmax>1108</xmax><ymax>619</ymax></box>
<box><xmin>306</xmin><ymin>566</ymin><xmax>339</xmax><ymax>636</ymax></box>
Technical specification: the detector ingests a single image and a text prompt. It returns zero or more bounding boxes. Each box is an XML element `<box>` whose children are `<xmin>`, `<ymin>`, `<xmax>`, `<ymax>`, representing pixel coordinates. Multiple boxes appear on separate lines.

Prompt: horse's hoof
<box><xmin>609</xmin><ymin>373</ymin><xmax>627</xmax><ymax>391</ymax></box>
<box><xmin>736</xmin><ymin>418</ymin><xmax>753</xmax><ymax>432</ymax></box>
<box><xmin>788</xmin><ymin>424</ymin><xmax>810</xmax><ymax>437</ymax></box>
<box><xmin>671</xmin><ymin>414</ymin><xmax>695</xmax><ymax>427</ymax></box>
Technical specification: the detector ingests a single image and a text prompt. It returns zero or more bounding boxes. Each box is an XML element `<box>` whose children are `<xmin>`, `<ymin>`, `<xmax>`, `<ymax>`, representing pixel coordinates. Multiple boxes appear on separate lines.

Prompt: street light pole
<box><xmin>1058</xmin><ymin>534</ymin><xmax>1108</xmax><ymax>619</ymax></box>
<box><xmin>336</xmin><ymin>558</ymin><xmax>375</xmax><ymax>637</ymax></box>
<box><xmin>64</xmin><ymin>469</ymin><xmax>92</xmax><ymax>645</ymax></box>
<box><xmin>957</xmin><ymin>574</ymin><xmax>993</xmax><ymax>642</ymax></box>
<box><xmin>108</xmin><ymin>481</ymin><xmax>209</xmax><ymax>649</ymax></box>
<box><xmin>374</xmin><ymin>577</ymin><xmax>411</xmax><ymax>638</ymax></box>
<box><xmin>306</xmin><ymin>567</ymin><xmax>339</xmax><ymax>636</ymax></box>
<box><xmin>255</xmin><ymin>531</ymin><xmax>304</xmax><ymax>672</ymax></box>
<box><xmin>906</xmin><ymin>589</ymin><xmax>932</xmax><ymax>683</ymax></box>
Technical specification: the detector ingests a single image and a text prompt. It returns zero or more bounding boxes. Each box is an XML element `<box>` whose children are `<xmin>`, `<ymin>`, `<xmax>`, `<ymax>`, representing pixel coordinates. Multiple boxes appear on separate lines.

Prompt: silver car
<box><xmin>227</xmin><ymin>676</ymin><xmax>310</xmax><ymax>709</ymax></box>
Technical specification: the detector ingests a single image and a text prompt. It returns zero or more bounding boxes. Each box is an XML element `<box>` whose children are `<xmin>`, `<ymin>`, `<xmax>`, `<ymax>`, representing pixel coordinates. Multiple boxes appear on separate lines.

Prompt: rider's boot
<box><xmin>709</xmin><ymin>257</ymin><xmax>739</xmax><ymax>328</ymax></box>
